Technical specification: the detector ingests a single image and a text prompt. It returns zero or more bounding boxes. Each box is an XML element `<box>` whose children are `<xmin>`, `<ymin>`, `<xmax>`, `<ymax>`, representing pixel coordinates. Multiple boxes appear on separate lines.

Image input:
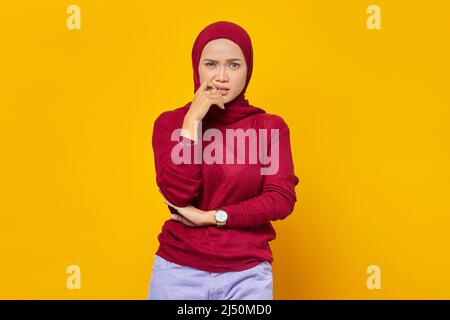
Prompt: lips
<box><xmin>212</xmin><ymin>83</ymin><xmax>228</xmax><ymax>90</ymax></box>
<box><xmin>212</xmin><ymin>85</ymin><xmax>229</xmax><ymax>95</ymax></box>
<box><xmin>216</xmin><ymin>88</ymin><xmax>229</xmax><ymax>96</ymax></box>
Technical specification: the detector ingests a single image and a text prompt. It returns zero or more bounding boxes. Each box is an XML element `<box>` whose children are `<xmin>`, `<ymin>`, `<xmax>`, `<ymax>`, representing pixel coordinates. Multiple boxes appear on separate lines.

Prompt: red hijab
<box><xmin>183</xmin><ymin>21</ymin><xmax>265</xmax><ymax>125</ymax></box>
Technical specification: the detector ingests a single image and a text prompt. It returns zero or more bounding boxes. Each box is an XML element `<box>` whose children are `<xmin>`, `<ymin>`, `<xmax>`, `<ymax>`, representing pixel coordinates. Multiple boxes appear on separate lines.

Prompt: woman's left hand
<box><xmin>158</xmin><ymin>189</ymin><xmax>215</xmax><ymax>227</ymax></box>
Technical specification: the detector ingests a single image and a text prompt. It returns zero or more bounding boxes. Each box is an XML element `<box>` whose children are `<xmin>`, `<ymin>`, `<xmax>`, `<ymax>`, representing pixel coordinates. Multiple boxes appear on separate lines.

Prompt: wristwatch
<box><xmin>214</xmin><ymin>209</ymin><xmax>228</xmax><ymax>227</ymax></box>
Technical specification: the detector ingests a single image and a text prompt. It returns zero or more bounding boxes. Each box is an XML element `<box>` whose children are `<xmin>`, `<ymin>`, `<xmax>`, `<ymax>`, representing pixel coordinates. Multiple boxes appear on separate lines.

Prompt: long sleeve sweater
<box><xmin>151</xmin><ymin>101</ymin><xmax>300</xmax><ymax>272</ymax></box>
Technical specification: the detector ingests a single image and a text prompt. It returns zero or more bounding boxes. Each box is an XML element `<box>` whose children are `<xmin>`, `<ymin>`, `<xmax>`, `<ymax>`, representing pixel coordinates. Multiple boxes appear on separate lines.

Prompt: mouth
<box><xmin>215</xmin><ymin>86</ymin><xmax>230</xmax><ymax>95</ymax></box>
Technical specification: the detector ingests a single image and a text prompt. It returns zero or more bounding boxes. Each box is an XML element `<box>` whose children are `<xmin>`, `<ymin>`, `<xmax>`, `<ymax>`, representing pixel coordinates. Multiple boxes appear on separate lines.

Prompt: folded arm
<box><xmin>220</xmin><ymin>115</ymin><xmax>300</xmax><ymax>228</ymax></box>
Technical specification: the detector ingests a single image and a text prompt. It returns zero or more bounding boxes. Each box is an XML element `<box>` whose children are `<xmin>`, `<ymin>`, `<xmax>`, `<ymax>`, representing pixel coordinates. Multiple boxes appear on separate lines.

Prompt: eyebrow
<box><xmin>203</xmin><ymin>58</ymin><xmax>242</xmax><ymax>62</ymax></box>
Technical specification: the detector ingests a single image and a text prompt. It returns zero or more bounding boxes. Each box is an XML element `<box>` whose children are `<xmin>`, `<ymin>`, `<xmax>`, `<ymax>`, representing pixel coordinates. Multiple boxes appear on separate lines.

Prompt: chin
<box><xmin>223</xmin><ymin>94</ymin><xmax>237</xmax><ymax>104</ymax></box>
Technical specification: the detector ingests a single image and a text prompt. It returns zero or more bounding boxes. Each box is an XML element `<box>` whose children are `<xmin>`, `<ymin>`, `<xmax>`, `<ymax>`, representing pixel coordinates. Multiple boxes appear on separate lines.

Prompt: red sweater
<box><xmin>151</xmin><ymin>101</ymin><xmax>300</xmax><ymax>272</ymax></box>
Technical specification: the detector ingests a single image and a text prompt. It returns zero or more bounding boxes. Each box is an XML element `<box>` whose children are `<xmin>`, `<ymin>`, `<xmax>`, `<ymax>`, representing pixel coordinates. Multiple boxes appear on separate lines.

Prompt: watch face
<box><xmin>216</xmin><ymin>210</ymin><xmax>228</xmax><ymax>222</ymax></box>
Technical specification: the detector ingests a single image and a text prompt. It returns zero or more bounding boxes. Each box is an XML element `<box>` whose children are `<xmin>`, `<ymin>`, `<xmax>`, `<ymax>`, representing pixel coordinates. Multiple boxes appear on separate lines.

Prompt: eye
<box><xmin>205</xmin><ymin>62</ymin><xmax>216</xmax><ymax>67</ymax></box>
<box><xmin>229</xmin><ymin>62</ymin><xmax>240</xmax><ymax>69</ymax></box>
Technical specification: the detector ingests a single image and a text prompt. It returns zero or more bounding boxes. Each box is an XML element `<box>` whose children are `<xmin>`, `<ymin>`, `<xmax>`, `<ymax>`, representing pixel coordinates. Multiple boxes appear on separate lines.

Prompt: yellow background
<box><xmin>1</xmin><ymin>0</ymin><xmax>449</xmax><ymax>299</ymax></box>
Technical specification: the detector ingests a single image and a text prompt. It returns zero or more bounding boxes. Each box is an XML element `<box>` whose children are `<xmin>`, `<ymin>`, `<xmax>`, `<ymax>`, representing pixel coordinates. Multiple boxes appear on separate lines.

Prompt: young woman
<box><xmin>148</xmin><ymin>21</ymin><xmax>300</xmax><ymax>300</ymax></box>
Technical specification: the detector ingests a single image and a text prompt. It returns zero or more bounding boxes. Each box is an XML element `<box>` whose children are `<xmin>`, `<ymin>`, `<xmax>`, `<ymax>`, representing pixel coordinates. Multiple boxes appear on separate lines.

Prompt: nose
<box><xmin>215</xmin><ymin>65</ymin><xmax>228</xmax><ymax>83</ymax></box>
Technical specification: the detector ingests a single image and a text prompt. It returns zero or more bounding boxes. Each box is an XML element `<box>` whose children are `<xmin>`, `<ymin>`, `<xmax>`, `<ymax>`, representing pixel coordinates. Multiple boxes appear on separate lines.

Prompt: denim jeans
<box><xmin>147</xmin><ymin>254</ymin><xmax>273</xmax><ymax>300</ymax></box>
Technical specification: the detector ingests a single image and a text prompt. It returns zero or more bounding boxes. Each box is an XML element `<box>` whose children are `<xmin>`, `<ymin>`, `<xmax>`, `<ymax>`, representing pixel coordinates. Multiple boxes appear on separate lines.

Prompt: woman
<box><xmin>148</xmin><ymin>21</ymin><xmax>300</xmax><ymax>300</ymax></box>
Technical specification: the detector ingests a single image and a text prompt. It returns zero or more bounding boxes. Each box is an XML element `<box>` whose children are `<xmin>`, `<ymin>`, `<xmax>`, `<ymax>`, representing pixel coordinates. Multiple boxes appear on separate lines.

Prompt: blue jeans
<box><xmin>147</xmin><ymin>255</ymin><xmax>273</xmax><ymax>300</ymax></box>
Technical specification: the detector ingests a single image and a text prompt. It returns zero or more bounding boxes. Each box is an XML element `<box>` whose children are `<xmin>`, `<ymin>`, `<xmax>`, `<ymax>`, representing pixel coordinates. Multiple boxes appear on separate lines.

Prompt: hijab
<box><xmin>182</xmin><ymin>21</ymin><xmax>266</xmax><ymax>125</ymax></box>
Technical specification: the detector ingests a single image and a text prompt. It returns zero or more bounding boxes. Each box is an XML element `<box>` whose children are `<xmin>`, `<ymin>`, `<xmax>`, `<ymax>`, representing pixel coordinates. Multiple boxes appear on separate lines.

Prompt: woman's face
<box><xmin>198</xmin><ymin>38</ymin><xmax>248</xmax><ymax>104</ymax></box>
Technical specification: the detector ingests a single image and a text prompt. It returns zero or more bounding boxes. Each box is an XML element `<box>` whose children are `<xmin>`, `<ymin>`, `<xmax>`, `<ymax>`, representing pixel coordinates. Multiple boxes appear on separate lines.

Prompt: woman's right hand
<box><xmin>185</xmin><ymin>74</ymin><xmax>225</xmax><ymax>123</ymax></box>
<box><xmin>181</xmin><ymin>75</ymin><xmax>225</xmax><ymax>141</ymax></box>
